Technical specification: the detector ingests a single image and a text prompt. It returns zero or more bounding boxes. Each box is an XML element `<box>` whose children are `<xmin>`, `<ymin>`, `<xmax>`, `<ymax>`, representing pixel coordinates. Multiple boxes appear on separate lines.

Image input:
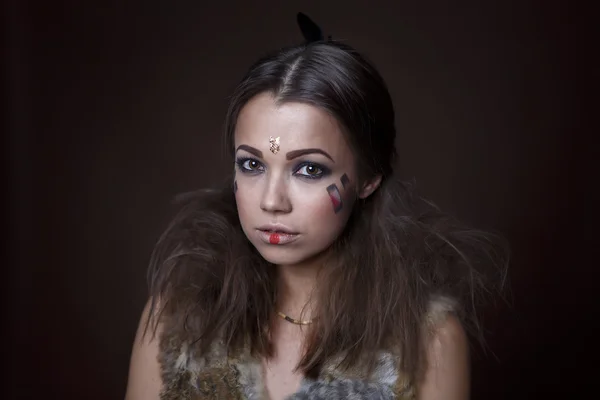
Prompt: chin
<box><xmin>253</xmin><ymin>244</ymin><xmax>322</xmax><ymax>267</ymax></box>
<box><xmin>256</xmin><ymin>249</ymin><xmax>306</xmax><ymax>266</ymax></box>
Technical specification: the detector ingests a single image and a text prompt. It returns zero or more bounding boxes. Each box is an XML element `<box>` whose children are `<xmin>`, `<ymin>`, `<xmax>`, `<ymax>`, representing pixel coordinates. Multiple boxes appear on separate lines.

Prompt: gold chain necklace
<box><xmin>277</xmin><ymin>311</ymin><xmax>313</xmax><ymax>325</ymax></box>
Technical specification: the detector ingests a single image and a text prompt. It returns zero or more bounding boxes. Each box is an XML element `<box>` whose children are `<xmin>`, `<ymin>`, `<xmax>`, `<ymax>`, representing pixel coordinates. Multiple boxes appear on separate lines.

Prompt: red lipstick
<box><xmin>269</xmin><ymin>233</ymin><xmax>280</xmax><ymax>244</ymax></box>
<box><xmin>256</xmin><ymin>224</ymin><xmax>299</xmax><ymax>245</ymax></box>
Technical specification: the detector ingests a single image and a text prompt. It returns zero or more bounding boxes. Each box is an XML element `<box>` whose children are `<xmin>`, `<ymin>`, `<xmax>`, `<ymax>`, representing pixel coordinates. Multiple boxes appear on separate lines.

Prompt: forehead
<box><xmin>234</xmin><ymin>92</ymin><xmax>351</xmax><ymax>160</ymax></box>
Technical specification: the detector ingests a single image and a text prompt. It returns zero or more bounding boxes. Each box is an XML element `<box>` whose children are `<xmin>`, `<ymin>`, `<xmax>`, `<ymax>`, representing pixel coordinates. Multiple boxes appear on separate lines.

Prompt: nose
<box><xmin>260</xmin><ymin>173</ymin><xmax>292</xmax><ymax>214</ymax></box>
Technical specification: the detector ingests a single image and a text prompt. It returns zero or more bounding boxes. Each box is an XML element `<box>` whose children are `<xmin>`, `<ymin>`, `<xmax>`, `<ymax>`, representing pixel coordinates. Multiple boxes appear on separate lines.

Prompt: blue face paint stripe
<box><xmin>340</xmin><ymin>173</ymin><xmax>350</xmax><ymax>189</ymax></box>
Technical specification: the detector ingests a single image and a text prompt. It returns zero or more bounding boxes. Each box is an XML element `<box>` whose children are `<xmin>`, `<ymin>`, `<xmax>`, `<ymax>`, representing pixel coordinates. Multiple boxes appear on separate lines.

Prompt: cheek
<box><xmin>295</xmin><ymin>186</ymin><xmax>353</xmax><ymax>235</ymax></box>
<box><xmin>234</xmin><ymin>183</ymin><xmax>259</xmax><ymax>225</ymax></box>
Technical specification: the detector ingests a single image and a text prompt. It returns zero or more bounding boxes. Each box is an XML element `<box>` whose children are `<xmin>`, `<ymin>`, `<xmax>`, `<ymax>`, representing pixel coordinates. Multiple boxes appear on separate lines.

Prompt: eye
<box><xmin>243</xmin><ymin>159</ymin><xmax>261</xmax><ymax>170</ymax></box>
<box><xmin>236</xmin><ymin>158</ymin><xmax>264</xmax><ymax>173</ymax></box>
<box><xmin>295</xmin><ymin>163</ymin><xmax>328</xmax><ymax>179</ymax></box>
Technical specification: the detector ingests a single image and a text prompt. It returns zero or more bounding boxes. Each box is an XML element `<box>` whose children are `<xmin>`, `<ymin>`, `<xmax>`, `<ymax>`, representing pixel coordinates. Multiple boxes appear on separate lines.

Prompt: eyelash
<box><xmin>234</xmin><ymin>157</ymin><xmax>331</xmax><ymax>180</ymax></box>
<box><xmin>235</xmin><ymin>158</ymin><xmax>264</xmax><ymax>174</ymax></box>
<box><xmin>294</xmin><ymin>161</ymin><xmax>331</xmax><ymax>179</ymax></box>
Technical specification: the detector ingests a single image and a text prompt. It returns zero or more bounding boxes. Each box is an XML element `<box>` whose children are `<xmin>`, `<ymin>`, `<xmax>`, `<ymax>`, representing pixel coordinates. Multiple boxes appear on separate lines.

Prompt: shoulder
<box><xmin>423</xmin><ymin>296</ymin><xmax>469</xmax><ymax>358</ymax></box>
<box><xmin>418</xmin><ymin>305</ymin><xmax>470</xmax><ymax>400</ymax></box>
<box><xmin>125</xmin><ymin>299</ymin><xmax>163</xmax><ymax>400</ymax></box>
<box><xmin>426</xmin><ymin>313</ymin><xmax>469</xmax><ymax>364</ymax></box>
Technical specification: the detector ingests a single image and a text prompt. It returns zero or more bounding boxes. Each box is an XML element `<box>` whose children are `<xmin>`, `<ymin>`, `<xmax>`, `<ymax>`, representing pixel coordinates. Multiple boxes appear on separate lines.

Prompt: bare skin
<box><xmin>261</xmin><ymin>259</ymin><xmax>326</xmax><ymax>399</ymax></box>
<box><xmin>125</xmin><ymin>302</ymin><xmax>162</xmax><ymax>400</ymax></box>
<box><xmin>262</xmin><ymin>318</ymin><xmax>308</xmax><ymax>399</ymax></box>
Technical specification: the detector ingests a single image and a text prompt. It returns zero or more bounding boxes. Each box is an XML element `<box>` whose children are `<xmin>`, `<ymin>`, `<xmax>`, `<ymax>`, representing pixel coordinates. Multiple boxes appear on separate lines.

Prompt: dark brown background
<box><xmin>4</xmin><ymin>1</ymin><xmax>590</xmax><ymax>399</ymax></box>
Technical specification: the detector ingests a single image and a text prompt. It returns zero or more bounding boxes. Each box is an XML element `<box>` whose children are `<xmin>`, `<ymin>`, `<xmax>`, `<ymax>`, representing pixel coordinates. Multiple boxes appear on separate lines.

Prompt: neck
<box><xmin>276</xmin><ymin>255</ymin><xmax>325</xmax><ymax>321</ymax></box>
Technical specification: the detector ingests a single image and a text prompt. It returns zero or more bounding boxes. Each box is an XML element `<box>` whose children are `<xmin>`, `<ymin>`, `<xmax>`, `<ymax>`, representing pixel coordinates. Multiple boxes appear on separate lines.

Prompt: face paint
<box><xmin>326</xmin><ymin>184</ymin><xmax>343</xmax><ymax>214</ymax></box>
<box><xmin>340</xmin><ymin>173</ymin><xmax>350</xmax><ymax>189</ymax></box>
<box><xmin>269</xmin><ymin>136</ymin><xmax>280</xmax><ymax>154</ymax></box>
<box><xmin>269</xmin><ymin>233</ymin><xmax>281</xmax><ymax>244</ymax></box>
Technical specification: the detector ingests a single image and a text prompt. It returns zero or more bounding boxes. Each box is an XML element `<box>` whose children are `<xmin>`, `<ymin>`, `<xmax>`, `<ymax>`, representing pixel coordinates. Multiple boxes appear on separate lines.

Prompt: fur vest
<box><xmin>158</xmin><ymin>297</ymin><xmax>455</xmax><ymax>399</ymax></box>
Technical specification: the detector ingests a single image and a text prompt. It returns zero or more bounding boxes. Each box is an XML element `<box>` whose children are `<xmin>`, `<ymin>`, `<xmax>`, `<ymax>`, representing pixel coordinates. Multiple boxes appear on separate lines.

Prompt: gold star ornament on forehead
<box><xmin>269</xmin><ymin>136</ymin><xmax>280</xmax><ymax>154</ymax></box>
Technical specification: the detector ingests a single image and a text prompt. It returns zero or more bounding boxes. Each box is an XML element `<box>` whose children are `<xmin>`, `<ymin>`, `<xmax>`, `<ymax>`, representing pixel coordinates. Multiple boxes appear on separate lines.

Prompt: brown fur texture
<box><xmin>157</xmin><ymin>297</ymin><xmax>453</xmax><ymax>399</ymax></box>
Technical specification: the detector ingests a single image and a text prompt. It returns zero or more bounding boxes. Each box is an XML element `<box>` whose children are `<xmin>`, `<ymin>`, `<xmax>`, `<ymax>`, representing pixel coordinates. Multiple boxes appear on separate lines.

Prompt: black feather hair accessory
<box><xmin>297</xmin><ymin>12</ymin><xmax>332</xmax><ymax>43</ymax></box>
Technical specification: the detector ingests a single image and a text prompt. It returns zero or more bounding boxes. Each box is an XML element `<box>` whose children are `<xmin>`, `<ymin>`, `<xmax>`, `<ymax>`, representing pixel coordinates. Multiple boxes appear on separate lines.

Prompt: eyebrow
<box><xmin>286</xmin><ymin>148</ymin><xmax>335</xmax><ymax>162</ymax></box>
<box><xmin>235</xmin><ymin>144</ymin><xmax>263</xmax><ymax>158</ymax></box>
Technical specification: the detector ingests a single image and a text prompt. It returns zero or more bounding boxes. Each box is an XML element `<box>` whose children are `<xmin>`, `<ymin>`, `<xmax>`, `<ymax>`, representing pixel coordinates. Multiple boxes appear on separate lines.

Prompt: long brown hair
<box><xmin>146</xmin><ymin>41</ymin><xmax>508</xmax><ymax>383</ymax></box>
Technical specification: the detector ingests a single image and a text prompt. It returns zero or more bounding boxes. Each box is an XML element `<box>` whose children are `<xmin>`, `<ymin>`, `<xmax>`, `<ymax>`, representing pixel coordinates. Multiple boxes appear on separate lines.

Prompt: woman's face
<box><xmin>233</xmin><ymin>92</ymin><xmax>359</xmax><ymax>266</ymax></box>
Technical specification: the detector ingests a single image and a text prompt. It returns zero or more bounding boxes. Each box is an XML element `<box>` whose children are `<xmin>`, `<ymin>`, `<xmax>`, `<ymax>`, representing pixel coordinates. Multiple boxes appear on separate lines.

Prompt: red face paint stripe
<box><xmin>326</xmin><ymin>184</ymin><xmax>343</xmax><ymax>214</ymax></box>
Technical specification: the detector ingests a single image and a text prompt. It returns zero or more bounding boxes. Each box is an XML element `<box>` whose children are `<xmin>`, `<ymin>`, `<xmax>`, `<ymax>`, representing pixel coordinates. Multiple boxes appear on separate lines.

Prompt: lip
<box><xmin>257</xmin><ymin>224</ymin><xmax>298</xmax><ymax>235</ymax></box>
<box><xmin>256</xmin><ymin>224</ymin><xmax>300</xmax><ymax>245</ymax></box>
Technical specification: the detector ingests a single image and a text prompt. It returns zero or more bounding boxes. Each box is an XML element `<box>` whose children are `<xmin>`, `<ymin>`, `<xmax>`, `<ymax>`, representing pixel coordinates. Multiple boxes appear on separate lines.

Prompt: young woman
<box><xmin>125</xmin><ymin>40</ymin><xmax>507</xmax><ymax>400</ymax></box>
